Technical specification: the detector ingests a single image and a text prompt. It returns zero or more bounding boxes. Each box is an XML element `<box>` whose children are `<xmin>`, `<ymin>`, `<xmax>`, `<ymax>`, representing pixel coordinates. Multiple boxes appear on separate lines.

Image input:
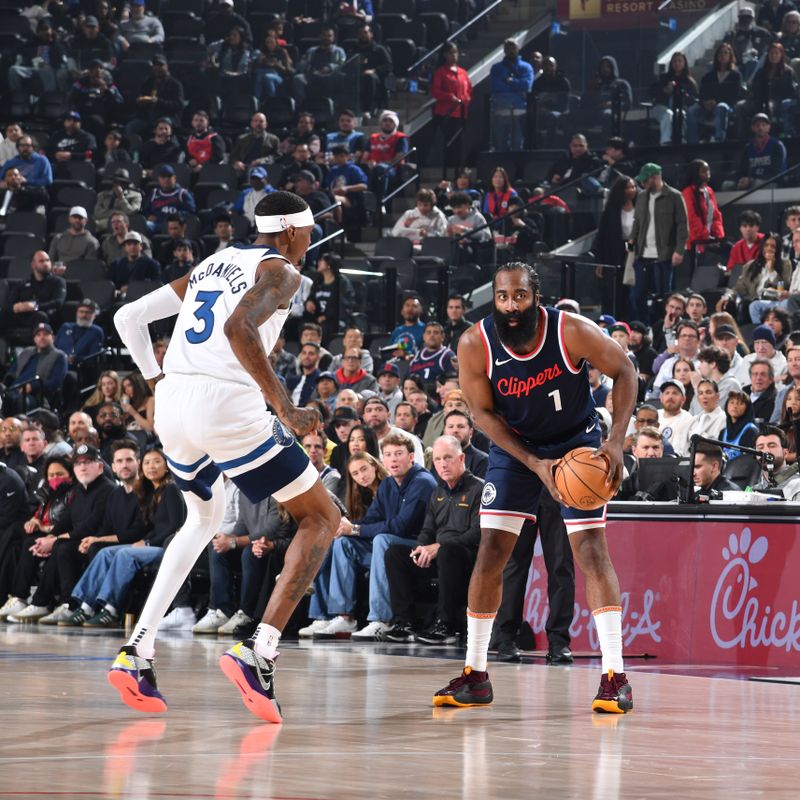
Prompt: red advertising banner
<box><xmin>555</xmin><ymin>0</ymin><xmax>713</xmax><ymax>29</ymax></box>
<box><xmin>523</xmin><ymin>519</ymin><xmax>800</xmax><ymax>666</ymax></box>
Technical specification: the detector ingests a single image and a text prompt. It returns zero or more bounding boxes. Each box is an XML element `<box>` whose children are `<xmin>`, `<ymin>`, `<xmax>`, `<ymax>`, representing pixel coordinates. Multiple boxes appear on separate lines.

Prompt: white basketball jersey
<box><xmin>164</xmin><ymin>243</ymin><xmax>293</xmax><ymax>388</ymax></box>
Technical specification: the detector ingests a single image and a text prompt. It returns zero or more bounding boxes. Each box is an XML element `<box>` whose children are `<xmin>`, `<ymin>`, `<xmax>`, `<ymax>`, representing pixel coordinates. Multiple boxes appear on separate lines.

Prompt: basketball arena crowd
<box><xmin>1</xmin><ymin>0</ymin><xmax>800</xmax><ymax>658</ymax></box>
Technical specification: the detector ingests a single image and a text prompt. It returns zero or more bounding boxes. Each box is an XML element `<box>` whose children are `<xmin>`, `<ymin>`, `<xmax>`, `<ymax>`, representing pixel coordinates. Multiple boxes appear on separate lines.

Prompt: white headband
<box><xmin>255</xmin><ymin>208</ymin><xmax>315</xmax><ymax>233</ymax></box>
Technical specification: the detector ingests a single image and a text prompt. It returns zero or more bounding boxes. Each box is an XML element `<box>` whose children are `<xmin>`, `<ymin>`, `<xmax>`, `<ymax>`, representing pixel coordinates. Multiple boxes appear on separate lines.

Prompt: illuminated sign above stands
<box><xmin>555</xmin><ymin>0</ymin><xmax>711</xmax><ymax>28</ymax></box>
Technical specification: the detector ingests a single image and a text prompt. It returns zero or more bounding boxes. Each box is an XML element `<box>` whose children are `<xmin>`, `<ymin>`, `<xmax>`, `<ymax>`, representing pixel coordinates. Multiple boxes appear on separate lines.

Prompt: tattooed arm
<box><xmin>224</xmin><ymin>258</ymin><xmax>320</xmax><ymax>437</ymax></box>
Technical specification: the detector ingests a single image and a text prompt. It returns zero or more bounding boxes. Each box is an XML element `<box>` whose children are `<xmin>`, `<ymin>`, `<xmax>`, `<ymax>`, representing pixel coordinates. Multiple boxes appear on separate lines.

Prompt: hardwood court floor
<box><xmin>1</xmin><ymin>628</ymin><xmax>798</xmax><ymax>800</ymax></box>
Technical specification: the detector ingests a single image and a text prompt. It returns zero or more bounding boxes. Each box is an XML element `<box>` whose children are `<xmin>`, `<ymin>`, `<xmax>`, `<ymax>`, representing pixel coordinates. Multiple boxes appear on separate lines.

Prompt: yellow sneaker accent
<box><xmin>113</xmin><ymin>652</ymin><xmax>134</xmax><ymax>670</ymax></box>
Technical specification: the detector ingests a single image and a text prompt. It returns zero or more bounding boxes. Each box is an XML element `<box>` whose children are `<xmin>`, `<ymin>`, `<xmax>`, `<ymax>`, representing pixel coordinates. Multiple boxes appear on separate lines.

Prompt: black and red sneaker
<box><xmin>592</xmin><ymin>670</ymin><xmax>633</xmax><ymax>714</ymax></box>
<box><xmin>432</xmin><ymin>666</ymin><xmax>493</xmax><ymax>708</ymax></box>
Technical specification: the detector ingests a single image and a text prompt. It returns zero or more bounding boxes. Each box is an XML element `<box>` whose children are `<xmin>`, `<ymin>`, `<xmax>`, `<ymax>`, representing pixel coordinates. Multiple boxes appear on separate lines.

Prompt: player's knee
<box><xmin>572</xmin><ymin>534</ymin><xmax>610</xmax><ymax>575</ymax></box>
<box><xmin>475</xmin><ymin>533</ymin><xmax>513</xmax><ymax>574</ymax></box>
<box><xmin>324</xmin><ymin>500</ymin><xmax>342</xmax><ymax>533</ymax></box>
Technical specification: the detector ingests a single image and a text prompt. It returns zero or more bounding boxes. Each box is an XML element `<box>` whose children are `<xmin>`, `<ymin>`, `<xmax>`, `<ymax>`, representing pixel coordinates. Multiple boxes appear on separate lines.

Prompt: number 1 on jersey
<box><xmin>548</xmin><ymin>388</ymin><xmax>562</xmax><ymax>412</ymax></box>
<box><xmin>186</xmin><ymin>290</ymin><xmax>223</xmax><ymax>344</ymax></box>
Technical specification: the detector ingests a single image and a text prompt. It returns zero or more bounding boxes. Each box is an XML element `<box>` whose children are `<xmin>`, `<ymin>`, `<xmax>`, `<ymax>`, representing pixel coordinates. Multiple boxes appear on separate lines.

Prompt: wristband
<box><xmin>229</xmin><ymin>535</ymin><xmax>237</xmax><ymax>550</ymax></box>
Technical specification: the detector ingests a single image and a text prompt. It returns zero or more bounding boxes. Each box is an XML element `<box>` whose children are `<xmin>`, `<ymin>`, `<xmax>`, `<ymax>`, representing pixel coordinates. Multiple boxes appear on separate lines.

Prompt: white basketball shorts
<box><xmin>154</xmin><ymin>373</ymin><xmax>317</xmax><ymax>503</ymax></box>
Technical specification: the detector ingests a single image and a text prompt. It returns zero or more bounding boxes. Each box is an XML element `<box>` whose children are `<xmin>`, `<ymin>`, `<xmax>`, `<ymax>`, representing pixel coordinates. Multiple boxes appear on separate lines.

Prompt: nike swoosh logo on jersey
<box><xmin>586</xmin><ymin>423</ymin><xmax>596</xmax><ymax>433</ymax></box>
<box><xmin>495</xmin><ymin>357</ymin><xmax>513</xmax><ymax>366</ymax></box>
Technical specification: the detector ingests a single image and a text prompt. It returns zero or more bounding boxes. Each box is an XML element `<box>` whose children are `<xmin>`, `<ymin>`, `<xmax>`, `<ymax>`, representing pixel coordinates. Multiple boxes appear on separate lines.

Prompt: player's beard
<box><xmin>493</xmin><ymin>303</ymin><xmax>539</xmax><ymax>350</ymax></box>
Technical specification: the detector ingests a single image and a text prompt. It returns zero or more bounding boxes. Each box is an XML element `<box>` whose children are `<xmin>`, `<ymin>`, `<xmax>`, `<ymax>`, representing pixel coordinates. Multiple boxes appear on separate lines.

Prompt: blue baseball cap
<box><xmin>250</xmin><ymin>166</ymin><xmax>267</xmax><ymax>179</ymax></box>
<box><xmin>596</xmin><ymin>314</ymin><xmax>616</xmax><ymax>328</ymax></box>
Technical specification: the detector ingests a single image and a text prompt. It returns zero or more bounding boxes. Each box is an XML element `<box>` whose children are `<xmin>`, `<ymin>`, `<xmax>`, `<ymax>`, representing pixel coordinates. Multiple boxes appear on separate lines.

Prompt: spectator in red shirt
<box><xmin>183</xmin><ymin>110</ymin><xmax>225</xmax><ymax>174</ymax></box>
<box><xmin>682</xmin><ymin>159</ymin><xmax>724</xmax><ymax>259</ymax></box>
<box><xmin>431</xmin><ymin>43</ymin><xmax>473</xmax><ymax>167</ymax></box>
<box><xmin>361</xmin><ymin>110</ymin><xmax>408</xmax><ymax>202</ymax></box>
<box><xmin>727</xmin><ymin>209</ymin><xmax>765</xmax><ymax>272</ymax></box>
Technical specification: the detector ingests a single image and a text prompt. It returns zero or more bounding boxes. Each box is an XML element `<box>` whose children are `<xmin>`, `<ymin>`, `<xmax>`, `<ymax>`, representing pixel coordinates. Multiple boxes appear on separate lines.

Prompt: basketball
<box><xmin>553</xmin><ymin>447</ymin><xmax>615</xmax><ymax>510</ymax></box>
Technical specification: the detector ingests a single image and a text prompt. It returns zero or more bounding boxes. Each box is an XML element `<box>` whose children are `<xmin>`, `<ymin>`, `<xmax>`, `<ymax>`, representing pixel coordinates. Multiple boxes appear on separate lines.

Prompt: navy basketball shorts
<box><xmin>480</xmin><ymin>417</ymin><xmax>606</xmax><ymax>536</ymax></box>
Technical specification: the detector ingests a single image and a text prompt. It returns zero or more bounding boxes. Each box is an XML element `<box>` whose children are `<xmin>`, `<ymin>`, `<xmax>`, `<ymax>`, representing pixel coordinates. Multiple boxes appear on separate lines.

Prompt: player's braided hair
<box><xmin>254</xmin><ymin>190</ymin><xmax>309</xmax><ymax>217</ymax></box>
<box><xmin>492</xmin><ymin>261</ymin><xmax>540</xmax><ymax>293</ymax></box>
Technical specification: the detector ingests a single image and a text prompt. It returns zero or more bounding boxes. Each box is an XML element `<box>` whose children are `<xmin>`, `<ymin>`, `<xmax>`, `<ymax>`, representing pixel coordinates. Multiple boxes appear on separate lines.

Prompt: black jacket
<box><xmin>0</xmin><ymin>463</ymin><xmax>29</xmax><ymax>528</ymax></box>
<box><xmin>698</xmin><ymin>67</ymin><xmax>745</xmax><ymax>107</ymax></box>
<box><xmin>745</xmin><ymin>382</ymin><xmax>778</xmax><ymax>422</ymax></box>
<box><xmin>139</xmin><ymin>137</ymin><xmax>183</xmax><ymax>170</ymax></box>
<box><xmin>8</xmin><ymin>273</ymin><xmax>67</xmax><ymax>317</ymax></box>
<box><xmin>136</xmin><ymin>74</ymin><xmax>185</xmax><ymax>120</ymax></box>
<box><xmin>145</xmin><ymin>483</ymin><xmax>186</xmax><ymax>547</ymax></box>
<box><xmin>101</xmin><ymin>486</ymin><xmax>145</xmax><ymax>545</ymax></box>
<box><xmin>0</xmin><ymin>184</ymin><xmax>50</xmax><ymax>215</ymax></box>
<box><xmin>532</xmin><ymin>72</ymin><xmax>571</xmax><ymax>112</ymax></box>
<box><xmin>51</xmin><ymin>473</ymin><xmax>116</xmax><ymax>541</ymax></box>
<box><xmin>594</xmin><ymin>200</ymin><xmax>629</xmax><ymax>270</ymax></box>
<box><xmin>417</xmin><ymin>470</ymin><xmax>483</xmax><ymax>549</ymax></box>
<box><xmin>582</xmin><ymin>55</ymin><xmax>632</xmax><ymax>112</ymax></box>
<box><xmin>463</xmin><ymin>445</ymin><xmax>488</xmax><ymax>479</ymax></box>
<box><xmin>355</xmin><ymin>41</ymin><xmax>393</xmax><ymax>79</ymax></box>
<box><xmin>546</xmin><ymin>151</ymin><xmax>602</xmax><ymax>184</ymax></box>
<box><xmin>47</xmin><ymin>127</ymin><xmax>97</xmax><ymax>161</ymax></box>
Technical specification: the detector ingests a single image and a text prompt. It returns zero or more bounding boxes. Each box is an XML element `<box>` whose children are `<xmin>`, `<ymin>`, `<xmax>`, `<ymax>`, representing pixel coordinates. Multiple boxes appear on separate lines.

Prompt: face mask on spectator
<box><xmin>48</xmin><ymin>476</ymin><xmax>71</xmax><ymax>491</ymax></box>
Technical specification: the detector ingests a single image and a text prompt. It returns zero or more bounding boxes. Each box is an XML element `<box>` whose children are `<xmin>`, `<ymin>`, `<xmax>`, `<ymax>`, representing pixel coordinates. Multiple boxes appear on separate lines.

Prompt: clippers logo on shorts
<box><xmin>479</xmin><ymin>307</ymin><xmax>595</xmax><ymax>447</ymax></box>
<box><xmin>481</xmin><ymin>482</ymin><xmax>497</xmax><ymax>505</ymax></box>
<box><xmin>272</xmin><ymin>418</ymin><xmax>295</xmax><ymax>447</ymax></box>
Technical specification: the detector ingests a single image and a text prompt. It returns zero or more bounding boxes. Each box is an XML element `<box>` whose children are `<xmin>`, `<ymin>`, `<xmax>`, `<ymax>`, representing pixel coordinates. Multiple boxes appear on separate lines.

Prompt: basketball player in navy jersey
<box><xmin>433</xmin><ymin>262</ymin><xmax>638</xmax><ymax>713</ymax></box>
<box><xmin>108</xmin><ymin>192</ymin><xmax>340</xmax><ymax>723</ymax></box>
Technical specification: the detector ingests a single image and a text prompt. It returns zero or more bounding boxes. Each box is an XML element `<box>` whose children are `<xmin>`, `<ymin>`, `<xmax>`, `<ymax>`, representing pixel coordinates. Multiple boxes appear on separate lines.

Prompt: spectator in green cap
<box><xmin>628</xmin><ymin>163</ymin><xmax>688</xmax><ymax>322</ymax></box>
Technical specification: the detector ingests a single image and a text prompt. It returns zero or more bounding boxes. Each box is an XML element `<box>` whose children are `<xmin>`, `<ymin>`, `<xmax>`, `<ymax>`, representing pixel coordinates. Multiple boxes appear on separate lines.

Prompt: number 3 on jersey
<box><xmin>186</xmin><ymin>290</ymin><xmax>223</xmax><ymax>344</ymax></box>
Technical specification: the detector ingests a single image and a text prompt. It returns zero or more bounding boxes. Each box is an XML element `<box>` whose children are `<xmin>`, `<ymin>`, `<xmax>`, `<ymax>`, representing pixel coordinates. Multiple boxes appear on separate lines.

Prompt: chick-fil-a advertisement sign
<box><xmin>523</xmin><ymin>519</ymin><xmax>800</xmax><ymax>666</ymax></box>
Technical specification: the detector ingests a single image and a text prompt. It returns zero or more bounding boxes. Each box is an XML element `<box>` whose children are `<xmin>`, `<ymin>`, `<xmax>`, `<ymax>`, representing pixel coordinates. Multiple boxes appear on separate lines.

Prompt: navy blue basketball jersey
<box><xmin>478</xmin><ymin>306</ymin><xmax>595</xmax><ymax>447</ymax></box>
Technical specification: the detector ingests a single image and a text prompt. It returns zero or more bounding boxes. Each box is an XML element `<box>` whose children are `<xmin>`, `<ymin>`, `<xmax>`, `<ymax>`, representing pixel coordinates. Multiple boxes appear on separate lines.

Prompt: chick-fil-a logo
<box><xmin>710</xmin><ymin>528</ymin><xmax>800</xmax><ymax>652</ymax></box>
<box><xmin>524</xmin><ymin>565</ymin><xmax>662</xmax><ymax>649</ymax></box>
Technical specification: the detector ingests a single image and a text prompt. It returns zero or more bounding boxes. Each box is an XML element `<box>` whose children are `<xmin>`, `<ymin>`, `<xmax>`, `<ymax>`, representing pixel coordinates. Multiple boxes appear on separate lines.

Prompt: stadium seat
<box><xmin>221</xmin><ymin>94</ymin><xmax>258</xmax><ymax>129</ymax></box>
<box><xmin>374</xmin><ymin>13</ymin><xmax>410</xmax><ymax>40</ymax></box>
<box><xmin>78</xmin><ymin>279</ymin><xmax>116</xmax><ymax>312</ymax></box>
<box><xmin>54</xmin><ymin>161</ymin><xmax>97</xmax><ymax>188</ymax></box>
<box><xmin>381</xmin><ymin>0</ymin><xmax>416</xmax><ymax>15</ymax></box>
<box><xmin>261</xmin><ymin>96</ymin><xmax>295</xmax><ymax>130</ymax></box>
<box><xmin>5</xmin><ymin>256</ymin><xmax>34</xmax><ymax>280</ymax></box>
<box><xmin>162</xmin><ymin>10</ymin><xmax>205</xmax><ymax>37</ymax></box>
<box><xmin>68</xmin><ymin>260</ymin><xmax>109</xmax><ymax>282</ymax></box>
<box><xmin>416</xmin><ymin>235</ymin><xmax>452</xmax><ymax>265</ymax></box>
<box><xmin>36</xmin><ymin>91</ymin><xmax>69</xmax><ymax>123</ymax></box>
<box><xmin>305</xmin><ymin>96</ymin><xmax>336</xmax><ymax>130</ymax></box>
<box><xmin>54</xmin><ymin>186</ymin><xmax>98</xmax><ymax>212</ymax></box>
<box><xmin>125</xmin><ymin>281</ymin><xmax>163</xmax><ymax>303</ymax></box>
<box><xmin>417</xmin><ymin>12</ymin><xmax>449</xmax><ymax>47</ymax></box>
<box><xmin>385</xmin><ymin>39</ymin><xmax>420</xmax><ymax>77</ymax></box>
<box><xmin>206</xmin><ymin>188</ymin><xmax>241</xmax><ymax>209</ymax></box>
<box><xmin>373</xmin><ymin>237</ymin><xmax>412</xmax><ymax>261</ymax></box>
<box><xmin>2</xmin><ymin>237</ymin><xmax>40</xmax><ymax>261</ymax></box>
<box><xmin>4</xmin><ymin>212</ymin><xmax>47</xmax><ymax>240</ymax></box>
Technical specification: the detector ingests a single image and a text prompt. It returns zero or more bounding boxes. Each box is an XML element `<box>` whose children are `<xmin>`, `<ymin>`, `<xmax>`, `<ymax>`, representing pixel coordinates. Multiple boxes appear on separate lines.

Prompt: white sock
<box><xmin>592</xmin><ymin>606</ymin><xmax>624</xmax><ymax>673</ymax></box>
<box><xmin>465</xmin><ymin>610</ymin><xmax>496</xmax><ymax>673</ymax></box>
<box><xmin>105</xmin><ymin>604</ymin><xmax>117</xmax><ymax>617</ymax></box>
<box><xmin>81</xmin><ymin>602</ymin><xmax>93</xmax><ymax>615</ymax></box>
<box><xmin>252</xmin><ymin>623</ymin><xmax>281</xmax><ymax>661</ymax></box>
<box><xmin>126</xmin><ymin>477</ymin><xmax>226</xmax><ymax>659</ymax></box>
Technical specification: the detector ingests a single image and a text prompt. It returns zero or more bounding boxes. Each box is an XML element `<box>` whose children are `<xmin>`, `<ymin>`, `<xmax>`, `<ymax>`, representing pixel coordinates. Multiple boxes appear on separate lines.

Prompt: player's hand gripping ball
<box><xmin>553</xmin><ymin>447</ymin><xmax>617</xmax><ymax>510</ymax></box>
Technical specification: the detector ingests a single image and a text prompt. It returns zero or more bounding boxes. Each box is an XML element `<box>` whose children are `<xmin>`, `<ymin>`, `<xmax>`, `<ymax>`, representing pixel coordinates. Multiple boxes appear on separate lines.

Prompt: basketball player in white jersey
<box><xmin>108</xmin><ymin>192</ymin><xmax>341</xmax><ymax>723</ymax></box>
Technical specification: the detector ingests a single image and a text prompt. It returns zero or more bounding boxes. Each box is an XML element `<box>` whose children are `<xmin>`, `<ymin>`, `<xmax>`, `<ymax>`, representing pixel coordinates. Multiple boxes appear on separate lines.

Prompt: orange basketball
<box><xmin>553</xmin><ymin>447</ymin><xmax>615</xmax><ymax>510</ymax></box>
